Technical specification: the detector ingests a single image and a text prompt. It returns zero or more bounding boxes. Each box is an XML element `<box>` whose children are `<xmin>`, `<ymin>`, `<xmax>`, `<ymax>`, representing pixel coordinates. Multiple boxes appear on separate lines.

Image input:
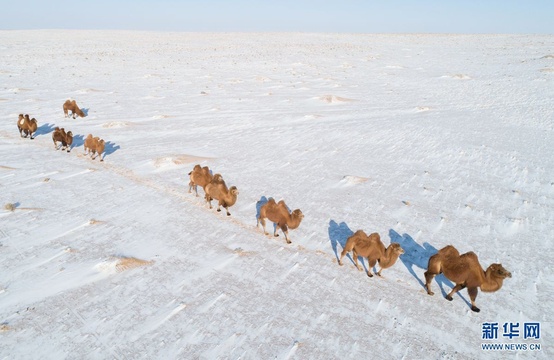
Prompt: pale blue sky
<box><xmin>1</xmin><ymin>0</ymin><xmax>552</xmax><ymax>34</ymax></box>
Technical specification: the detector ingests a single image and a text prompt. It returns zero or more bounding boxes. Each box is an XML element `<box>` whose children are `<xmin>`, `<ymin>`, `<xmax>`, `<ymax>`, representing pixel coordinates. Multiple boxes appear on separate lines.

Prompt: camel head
<box><xmin>292</xmin><ymin>209</ymin><xmax>304</xmax><ymax>220</ymax></box>
<box><xmin>389</xmin><ymin>242</ymin><xmax>404</xmax><ymax>255</ymax></box>
<box><xmin>488</xmin><ymin>263</ymin><xmax>512</xmax><ymax>279</ymax></box>
<box><xmin>229</xmin><ymin>186</ymin><xmax>239</xmax><ymax>196</ymax></box>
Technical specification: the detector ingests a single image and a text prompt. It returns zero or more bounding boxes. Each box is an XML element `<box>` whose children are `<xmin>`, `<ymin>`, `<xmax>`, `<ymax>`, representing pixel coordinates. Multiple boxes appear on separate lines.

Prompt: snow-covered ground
<box><xmin>0</xmin><ymin>31</ymin><xmax>552</xmax><ymax>359</ymax></box>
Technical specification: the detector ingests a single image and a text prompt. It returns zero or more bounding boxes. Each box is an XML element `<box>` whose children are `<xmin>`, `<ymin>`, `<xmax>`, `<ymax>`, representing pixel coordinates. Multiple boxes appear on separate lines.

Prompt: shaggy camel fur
<box><xmin>63</xmin><ymin>99</ymin><xmax>85</xmax><ymax>119</ymax></box>
<box><xmin>188</xmin><ymin>164</ymin><xmax>213</xmax><ymax>197</ymax></box>
<box><xmin>338</xmin><ymin>230</ymin><xmax>404</xmax><ymax>277</ymax></box>
<box><xmin>84</xmin><ymin>134</ymin><xmax>105</xmax><ymax>161</ymax></box>
<box><xmin>204</xmin><ymin>175</ymin><xmax>239</xmax><ymax>216</ymax></box>
<box><xmin>257</xmin><ymin>198</ymin><xmax>304</xmax><ymax>244</ymax></box>
<box><xmin>52</xmin><ymin>127</ymin><xmax>73</xmax><ymax>152</ymax></box>
<box><xmin>17</xmin><ymin>114</ymin><xmax>38</xmax><ymax>139</ymax></box>
<box><xmin>424</xmin><ymin>245</ymin><xmax>512</xmax><ymax>312</ymax></box>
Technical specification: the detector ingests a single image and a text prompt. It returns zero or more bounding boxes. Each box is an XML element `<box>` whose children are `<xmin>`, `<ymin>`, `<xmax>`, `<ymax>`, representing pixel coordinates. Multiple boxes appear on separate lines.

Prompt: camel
<box><xmin>257</xmin><ymin>198</ymin><xmax>304</xmax><ymax>244</ymax></box>
<box><xmin>84</xmin><ymin>134</ymin><xmax>105</xmax><ymax>161</ymax></box>
<box><xmin>63</xmin><ymin>99</ymin><xmax>85</xmax><ymax>119</ymax></box>
<box><xmin>204</xmin><ymin>175</ymin><xmax>239</xmax><ymax>216</ymax></box>
<box><xmin>84</xmin><ymin>134</ymin><xmax>96</xmax><ymax>155</ymax></box>
<box><xmin>424</xmin><ymin>245</ymin><xmax>512</xmax><ymax>312</ymax></box>
<box><xmin>17</xmin><ymin>114</ymin><xmax>38</xmax><ymax>139</ymax></box>
<box><xmin>188</xmin><ymin>164</ymin><xmax>213</xmax><ymax>196</ymax></box>
<box><xmin>338</xmin><ymin>230</ymin><xmax>404</xmax><ymax>277</ymax></box>
<box><xmin>52</xmin><ymin>127</ymin><xmax>73</xmax><ymax>152</ymax></box>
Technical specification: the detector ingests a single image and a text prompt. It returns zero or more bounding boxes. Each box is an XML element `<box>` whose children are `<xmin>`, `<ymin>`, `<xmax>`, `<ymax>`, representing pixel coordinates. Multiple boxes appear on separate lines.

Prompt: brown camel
<box><xmin>204</xmin><ymin>175</ymin><xmax>239</xmax><ymax>216</ymax></box>
<box><xmin>188</xmin><ymin>164</ymin><xmax>213</xmax><ymax>196</ymax></box>
<box><xmin>424</xmin><ymin>245</ymin><xmax>512</xmax><ymax>312</ymax></box>
<box><xmin>257</xmin><ymin>198</ymin><xmax>304</xmax><ymax>244</ymax></box>
<box><xmin>84</xmin><ymin>134</ymin><xmax>105</xmax><ymax>161</ymax></box>
<box><xmin>52</xmin><ymin>127</ymin><xmax>73</xmax><ymax>152</ymax></box>
<box><xmin>17</xmin><ymin>114</ymin><xmax>38</xmax><ymax>139</ymax></box>
<box><xmin>339</xmin><ymin>230</ymin><xmax>404</xmax><ymax>277</ymax></box>
<box><xmin>63</xmin><ymin>99</ymin><xmax>85</xmax><ymax>118</ymax></box>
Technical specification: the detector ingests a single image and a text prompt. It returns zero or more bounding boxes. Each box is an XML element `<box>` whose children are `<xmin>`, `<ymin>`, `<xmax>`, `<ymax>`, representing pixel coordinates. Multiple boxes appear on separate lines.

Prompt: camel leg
<box><xmin>338</xmin><ymin>241</ymin><xmax>353</xmax><ymax>266</ymax></box>
<box><xmin>281</xmin><ymin>225</ymin><xmax>291</xmax><ymax>244</ymax></box>
<box><xmin>205</xmin><ymin>194</ymin><xmax>212</xmax><ymax>209</ymax></box>
<box><xmin>367</xmin><ymin>258</ymin><xmax>377</xmax><ymax>277</ymax></box>
<box><xmin>338</xmin><ymin>249</ymin><xmax>347</xmax><ymax>266</ymax></box>
<box><xmin>224</xmin><ymin>205</ymin><xmax>231</xmax><ymax>216</ymax></box>
<box><xmin>258</xmin><ymin>217</ymin><xmax>269</xmax><ymax>235</ymax></box>
<box><xmin>445</xmin><ymin>283</ymin><xmax>465</xmax><ymax>301</ymax></box>
<box><xmin>467</xmin><ymin>287</ymin><xmax>480</xmax><ymax>312</ymax></box>
<box><xmin>424</xmin><ymin>270</ymin><xmax>436</xmax><ymax>295</ymax></box>
<box><xmin>352</xmin><ymin>250</ymin><xmax>362</xmax><ymax>272</ymax></box>
<box><xmin>424</xmin><ymin>256</ymin><xmax>442</xmax><ymax>295</ymax></box>
<box><xmin>272</xmin><ymin>222</ymin><xmax>280</xmax><ymax>237</ymax></box>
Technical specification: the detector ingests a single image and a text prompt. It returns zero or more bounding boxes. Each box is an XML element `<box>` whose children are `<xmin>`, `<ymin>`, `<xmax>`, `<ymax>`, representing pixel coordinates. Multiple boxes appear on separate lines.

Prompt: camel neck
<box><xmin>480</xmin><ymin>268</ymin><xmax>504</xmax><ymax>292</ymax></box>
<box><xmin>379</xmin><ymin>247</ymin><xmax>400</xmax><ymax>268</ymax></box>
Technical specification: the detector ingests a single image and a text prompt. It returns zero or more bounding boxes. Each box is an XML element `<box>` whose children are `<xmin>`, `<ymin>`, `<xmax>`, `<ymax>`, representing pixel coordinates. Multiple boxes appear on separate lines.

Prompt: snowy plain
<box><xmin>0</xmin><ymin>31</ymin><xmax>553</xmax><ymax>359</ymax></box>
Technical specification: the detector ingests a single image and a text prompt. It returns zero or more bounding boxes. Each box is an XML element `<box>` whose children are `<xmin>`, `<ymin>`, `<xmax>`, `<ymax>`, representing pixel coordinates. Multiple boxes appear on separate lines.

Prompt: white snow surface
<box><xmin>0</xmin><ymin>31</ymin><xmax>553</xmax><ymax>359</ymax></box>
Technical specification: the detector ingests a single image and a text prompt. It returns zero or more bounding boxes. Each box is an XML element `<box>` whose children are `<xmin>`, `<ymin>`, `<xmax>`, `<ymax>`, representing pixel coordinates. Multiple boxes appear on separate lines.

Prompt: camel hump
<box><xmin>353</xmin><ymin>229</ymin><xmax>368</xmax><ymax>237</ymax></box>
<box><xmin>460</xmin><ymin>251</ymin><xmax>479</xmax><ymax>262</ymax></box>
<box><xmin>439</xmin><ymin>245</ymin><xmax>460</xmax><ymax>258</ymax></box>
<box><xmin>368</xmin><ymin>232</ymin><xmax>380</xmax><ymax>241</ymax></box>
